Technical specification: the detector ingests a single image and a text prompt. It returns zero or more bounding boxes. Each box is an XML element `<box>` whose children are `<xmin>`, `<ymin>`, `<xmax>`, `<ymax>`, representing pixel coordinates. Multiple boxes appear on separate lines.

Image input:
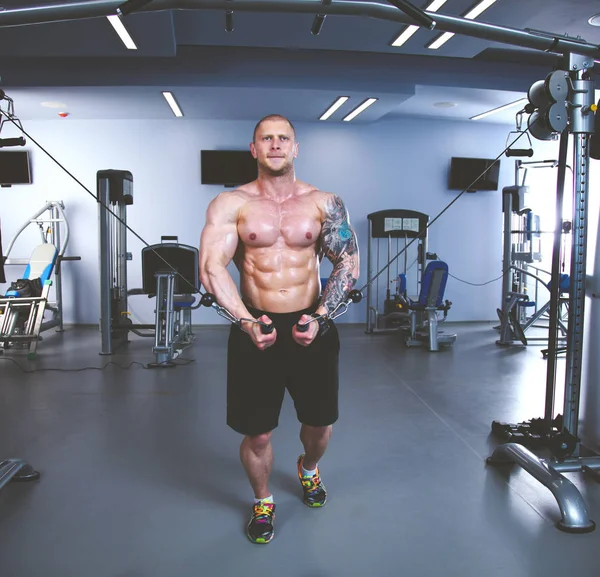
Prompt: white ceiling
<box><xmin>0</xmin><ymin>0</ymin><xmax>599</xmax><ymax>126</ymax></box>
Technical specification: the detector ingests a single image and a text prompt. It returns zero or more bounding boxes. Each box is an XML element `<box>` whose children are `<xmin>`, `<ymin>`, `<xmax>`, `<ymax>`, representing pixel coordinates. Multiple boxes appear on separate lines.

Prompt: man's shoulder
<box><xmin>296</xmin><ymin>182</ymin><xmax>336</xmax><ymax>202</ymax></box>
<box><xmin>304</xmin><ymin>188</ymin><xmax>342</xmax><ymax>211</ymax></box>
<box><xmin>206</xmin><ymin>187</ymin><xmax>254</xmax><ymax>224</ymax></box>
<box><xmin>213</xmin><ymin>185</ymin><xmax>256</xmax><ymax>206</ymax></box>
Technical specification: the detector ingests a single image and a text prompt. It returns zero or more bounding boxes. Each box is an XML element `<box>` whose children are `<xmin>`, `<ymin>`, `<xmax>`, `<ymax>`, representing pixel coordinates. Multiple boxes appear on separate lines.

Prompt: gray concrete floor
<box><xmin>0</xmin><ymin>322</ymin><xmax>599</xmax><ymax>577</ymax></box>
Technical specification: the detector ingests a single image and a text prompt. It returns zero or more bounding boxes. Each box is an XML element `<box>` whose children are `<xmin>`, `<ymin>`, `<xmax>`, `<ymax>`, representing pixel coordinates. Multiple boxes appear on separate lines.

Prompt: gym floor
<box><xmin>1</xmin><ymin>322</ymin><xmax>599</xmax><ymax>577</ymax></box>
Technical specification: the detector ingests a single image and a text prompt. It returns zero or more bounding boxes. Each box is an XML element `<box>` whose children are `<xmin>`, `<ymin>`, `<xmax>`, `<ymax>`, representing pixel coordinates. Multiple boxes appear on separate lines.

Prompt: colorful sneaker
<box><xmin>246</xmin><ymin>501</ymin><xmax>276</xmax><ymax>544</ymax></box>
<box><xmin>297</xmin><ymin>454</ymin><xmax>327</xmax><ymax>507</ymax></box>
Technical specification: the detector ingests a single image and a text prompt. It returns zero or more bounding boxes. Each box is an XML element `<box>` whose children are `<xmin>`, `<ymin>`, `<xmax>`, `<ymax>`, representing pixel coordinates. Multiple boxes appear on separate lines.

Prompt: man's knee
<box><xmin>301</xmin><ymin>424</ymin><xmax>332</xmax><ymax>441</ymax></box>
<box><xmin>243</xmin><ymin>431</ymin><xmax>272</xmax><ymax>452</ymax></box>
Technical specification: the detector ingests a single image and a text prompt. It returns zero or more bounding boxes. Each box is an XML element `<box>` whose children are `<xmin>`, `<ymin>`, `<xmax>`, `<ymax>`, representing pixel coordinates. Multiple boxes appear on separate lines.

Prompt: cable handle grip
<box><xmin>295</xmin><ymin>290</ymin><xmax>363</xmax><ymax>332</ymax></box>
<box><xmin>0</xmin><ymin>137</ymin><xmax>26</xmax><ymax>147</ymax></box>
<box><xmin>199</xmin><ymin>292</ymin><xmax>274</xmax><ymax>333</ymax></box>
<box><xmin>296</xmin><ymin>317</ymin><xmax>315</xmax><ymax>332</ymax></box>
<box><xmin>506</xmin><ymin>148</ymin><xmax>534</xmax><ymax>157</ymax></box>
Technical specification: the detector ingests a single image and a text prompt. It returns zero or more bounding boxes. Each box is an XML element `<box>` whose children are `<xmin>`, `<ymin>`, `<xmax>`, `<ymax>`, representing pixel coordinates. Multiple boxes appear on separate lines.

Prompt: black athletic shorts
<box><xmin>226</xmin><ymin>305</ymin><xmax>340</xmax><ymax>436</ymax></box>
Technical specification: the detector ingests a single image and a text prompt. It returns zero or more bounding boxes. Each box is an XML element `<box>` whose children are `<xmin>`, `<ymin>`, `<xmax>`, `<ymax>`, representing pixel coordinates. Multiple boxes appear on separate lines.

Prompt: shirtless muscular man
<box><xmin>199</xmin><ymin>114</ymin><xmax>359</xmax><ymax>544</ymax></box>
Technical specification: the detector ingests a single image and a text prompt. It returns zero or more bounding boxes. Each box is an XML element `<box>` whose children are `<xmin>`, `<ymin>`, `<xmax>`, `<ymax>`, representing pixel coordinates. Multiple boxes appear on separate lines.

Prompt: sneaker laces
<box><xmin>301</xmin><ymin>473</ymin><xmax>323</xmax><ymax>496</ymax></box>
<box><xmin>252</xmin><ymin>502</ymin><xmax>274</xmax><ymax>524</ymax></box>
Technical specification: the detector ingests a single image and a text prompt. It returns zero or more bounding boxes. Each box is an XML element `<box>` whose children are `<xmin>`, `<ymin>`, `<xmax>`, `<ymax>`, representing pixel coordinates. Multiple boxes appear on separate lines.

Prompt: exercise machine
<box><xmin>365</xmin><ymin>209</ymin><xmax>455</xmax><ymax>350</ymax></box>
<box><xmin>487</xmin><ymin>62</ymin><xmax>600</xmax><ymax>533</ymax></box>
<box><xmin>98</xmin><ymin>169</ymin><xmax>134</xmax><ymax>355</ymax></box>
<box><xmin>404</xmin><ymin>260</ymin><xmax>456</xmax><ymax>351</ymax></box>
<box><xmin>0</xmin><ymin>201</ymin><xmax>80</xmax><ymax>358</ymax></box>
<box><xmin>98</xmin><ymin>170</ymin><xmax>200</xmax><ymax>365</ymax></box>
<box><xmin>496</xmin><ymin>158</ymin><xmax>571</xmax><ymax>347</ymax></box>
<box><xmin>140</xmin><ymin>236</ymin><xmax>199</xmax><ymax>367</ymax></box>
<box><xmin>365</xmin><ymin>209</ymin><xmax>429</xmax><ymax>333</ymax></box>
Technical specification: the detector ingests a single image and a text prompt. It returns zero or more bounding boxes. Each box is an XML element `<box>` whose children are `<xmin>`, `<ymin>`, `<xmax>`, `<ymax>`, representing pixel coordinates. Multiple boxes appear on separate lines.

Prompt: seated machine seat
<box><xmin>406</xmin><ymin>260</ymin><xmax>450</xmax><ymax>311</ymax></box>
<box><xmin>174</xmin><ymin>294</ymin><xmax>196</xmax><ymax>308</ymax></box>
<box><xmin>141</xmin><ymin>241</ymin><xmax>200</xmax><ymax>299</ymax></box>
<box><xmin>404</xmin><ymin>260</ymin><xmax>455</xmax><ymax>351</ymax></box>
<box><xmin>5</xmin><ymin>243</ymin><xmax>58</xmax><ymax>297</ymax></box>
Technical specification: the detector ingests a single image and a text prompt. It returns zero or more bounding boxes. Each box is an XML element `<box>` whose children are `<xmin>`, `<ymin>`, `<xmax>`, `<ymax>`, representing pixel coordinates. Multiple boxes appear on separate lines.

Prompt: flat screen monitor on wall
<box><xmin>449</xmin><ymin>157</ymin><xmax>500</xmax><ymax>192</ymax></box>
<box><xmin>201</xmin><ymin>150</ymin><xmax>258</xmax><ymax>186</ymax></box>
<box><xmin>0</xmin><ymin>150</ymin><xmax>32</xmax><ymax>185</ymax></box>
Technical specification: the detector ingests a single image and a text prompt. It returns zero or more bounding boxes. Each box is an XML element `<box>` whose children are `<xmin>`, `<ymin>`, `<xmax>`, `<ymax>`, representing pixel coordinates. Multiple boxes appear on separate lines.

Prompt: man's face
<box><xmin>250</xmin><ymin>119</ymin><xmax>298</xmax><ymax>177</ymax></box>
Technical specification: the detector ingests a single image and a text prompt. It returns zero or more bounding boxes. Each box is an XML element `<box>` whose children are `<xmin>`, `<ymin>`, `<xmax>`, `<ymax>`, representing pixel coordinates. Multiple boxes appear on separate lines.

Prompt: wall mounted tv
<box><xmin>0</xmin><ymin>150</ymin><xmax>32</xmax><ymax>186</ymax></box>
<box><xmin>201</xmin><ymin>150</ymin><xmax>258</xmax><ymax>187</ymax></box>
<box><xmin>448</xmin><ymin>157</ymin><xmax>500</xmax><ymax>192</ymax></box>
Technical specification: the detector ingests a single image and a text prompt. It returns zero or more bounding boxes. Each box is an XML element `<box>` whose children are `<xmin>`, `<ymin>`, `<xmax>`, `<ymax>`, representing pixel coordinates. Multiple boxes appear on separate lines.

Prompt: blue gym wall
<box><xmin>1</xmin><ymin>115</ymin><xmax>560</xmax><ymax>327</ymax></box>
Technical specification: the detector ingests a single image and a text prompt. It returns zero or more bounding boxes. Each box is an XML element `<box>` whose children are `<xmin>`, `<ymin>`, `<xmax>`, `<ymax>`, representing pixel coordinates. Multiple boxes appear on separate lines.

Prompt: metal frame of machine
<box><xmin>0</xmin><ymin>201</ymin><xmax>79</xmax><ymax>358</ymax></box>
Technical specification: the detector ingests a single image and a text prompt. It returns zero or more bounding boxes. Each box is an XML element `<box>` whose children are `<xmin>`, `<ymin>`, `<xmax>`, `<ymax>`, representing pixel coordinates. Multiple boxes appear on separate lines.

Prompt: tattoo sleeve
<box><xmin>319</xmin><ymin>195</ymin><xmax>359</xmax><ymax>312</ymax></box>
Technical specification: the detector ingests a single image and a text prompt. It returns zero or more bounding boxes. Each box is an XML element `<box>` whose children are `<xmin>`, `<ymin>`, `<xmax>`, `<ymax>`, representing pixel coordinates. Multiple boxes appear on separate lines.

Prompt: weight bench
<box><xmin>0</xmin><ymin>243</ymin><xmax>59</xmax><ymax>358</ymax></box>
<box><xmin>404</xmin><ymin>260</ymin><xmax>456</xmax><ymax>351</ymax></box>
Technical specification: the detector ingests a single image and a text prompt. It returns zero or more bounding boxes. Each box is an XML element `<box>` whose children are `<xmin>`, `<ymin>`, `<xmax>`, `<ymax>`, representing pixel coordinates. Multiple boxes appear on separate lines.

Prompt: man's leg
<box><xmin>240</xmin><ymin>432</ymin><xmax>273</xmax><ymax>500</ymax></box>
<box><xmin>296</xmin><ymin>425</ymin><xmax>331</xmax><ymax>507</ymax></box>
<box><xmin>241</xmin><ymin>431</ymin><xmax>278</xmax><ymax>544</ymax></box>
<box><xmin>300</xmin><ymin>424</ymin><xmax>332</xmax><ymax>470</ymax></box>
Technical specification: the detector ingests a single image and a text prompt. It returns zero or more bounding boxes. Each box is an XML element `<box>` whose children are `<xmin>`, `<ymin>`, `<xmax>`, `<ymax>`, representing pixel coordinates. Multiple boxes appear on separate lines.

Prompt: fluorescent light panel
<box><xmin>392</xmin><ymin>24</ymin><xmax>420</xmax><ymax>47</ymax></box>
<box><xmin>162</xmin><ymin>91</ymin><xmax>184</xmax><ymax>117</ymax></box>
<box><xmin>106</xmin><ymin>15</ymin><xmax>137</xmax><ymax>50</ymax></box>
<box><xmin>464</xmin><ymin>0</ymin><xmax>498</xmax><ymax>20</ymax></box>
<box><xmin>391</xmin><ymin>0</ymin><xmax>448</xmax><ymax>47</ymax></box>
<box><xmin>470</xmin><ymin>98</ymin><xmax>528</xmax><ymax>121</ymax></box>
<box><xmin>343</xmin><ymin>98</ymin><xmax>378</xmax><ymax>122</ymax></box>
<box><xmin>428</xmin><ymin>31</ymin><xmax>455</xmax><ymax>49</ymax></box>
<box><xmin>427</xmin><ymin>0</ymin><xmax>498</xmax><ymax>50</ymax></box>
<box><xmin>320</xmin><ymin>97</ymin><xmax>349</xmax><ymax>120</ymax></box>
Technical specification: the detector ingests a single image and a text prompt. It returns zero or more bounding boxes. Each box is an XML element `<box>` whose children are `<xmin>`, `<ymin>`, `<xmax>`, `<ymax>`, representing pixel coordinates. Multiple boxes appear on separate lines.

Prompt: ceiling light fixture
<box><xmin>319</xmin><ymin>96</ymin><xmax>350</xmax><ymax>120</ymax></box>
<box><xmin>106</xmin><ymin>14</ymin><xmax>138</xmax><ymax>50</ymax></box>
<box><xmin>470</xmin><ymin>97</ymin><xmax>528</xmax><ymax>121</ymax></box>
<box><xmin>427</xmin><ymin>0</ymin><xmax>498</xmax><ymax>50</ymax></box>
<box><xmin>391</xmin><ymin>0</ymin><xmax>448</xmax><ymax>47</ymax></box>
<box><xmin>588</xmin><ymin>13</ymin><xmax>600</xmax><ymax>26</ymax></box>
<box><xmin>162</xmin><ymin>91</ymin><xmax>184</xmax><ymax>117</ymax></box>
<box><xmin>343</xmin><ymin>98</ymin><xmax>378</xmax><ymax>122</ymax></box>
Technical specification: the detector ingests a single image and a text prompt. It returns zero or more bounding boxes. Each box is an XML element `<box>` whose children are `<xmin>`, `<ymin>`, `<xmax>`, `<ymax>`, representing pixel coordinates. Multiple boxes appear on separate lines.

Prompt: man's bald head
<box><xmin>253</xmin><ymin>114</ymin><xmax>296</xmax><ymax>143</ymax></box>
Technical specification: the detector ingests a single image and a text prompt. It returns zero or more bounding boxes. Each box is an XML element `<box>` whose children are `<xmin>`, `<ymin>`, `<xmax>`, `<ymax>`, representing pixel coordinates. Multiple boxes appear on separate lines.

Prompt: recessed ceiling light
<box><xmin>319</xmin><ymin>96</ymin><xmax>349</xmax><ymax>120</ymax></box>
<box><xmin>589</xmin><ymin>13</ymin><xmax>600</xmax><ymax>26</ymax></box>
<box><xmin>41</xmin><ymin>101</ymin><xmax>68</xmax><ymax>109</ymax></box>
<box><xmin>162</xmin><ymin>91</ymin><xmax>183</xmax><ymax>117</ymax></box>
<box><xmin>428</xmin><ymin>31</ymin><xmax>455</xmax><ymax>50</ymax></box>
<box><xmin>433</xmin><ymin>101</ymin><xmax>458</xmax><ymax>108</ymax></box>
<box><xmin>106</xmin><ymin>14</ymin><xmax>137</xmax><ymax>50</ymax></box>
<box><xmin>343</xmin><ymin>98</ymin><xmax>378</xmax><ymax>122</ymax></box>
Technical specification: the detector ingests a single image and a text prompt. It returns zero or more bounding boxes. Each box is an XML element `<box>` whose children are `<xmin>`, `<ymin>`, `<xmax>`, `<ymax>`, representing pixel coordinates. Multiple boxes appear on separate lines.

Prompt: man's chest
<box><xmin>238</xmin><ymin>198</ymin><xmax>322</xmax><ymax>249</ymax></box>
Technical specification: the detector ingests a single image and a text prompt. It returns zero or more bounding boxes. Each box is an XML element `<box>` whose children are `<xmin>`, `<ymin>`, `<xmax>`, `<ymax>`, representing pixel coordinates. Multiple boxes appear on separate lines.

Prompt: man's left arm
<box><xmin>317</xmin><ymin>194</ymin><xmax>360</xmax><ymax>316</ymax></box>
<box><xmin>292</xmin><ymin>194</ymin><xmax>359</xmax><ymax>345</ymax></box>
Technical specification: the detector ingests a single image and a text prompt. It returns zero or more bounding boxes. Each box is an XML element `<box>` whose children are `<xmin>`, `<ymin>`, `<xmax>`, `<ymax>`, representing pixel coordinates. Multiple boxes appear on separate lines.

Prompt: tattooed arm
<box><xmin>317</xmin><ymin>194</ymin><xmax>360</xmax><ymax>315</ymax></box>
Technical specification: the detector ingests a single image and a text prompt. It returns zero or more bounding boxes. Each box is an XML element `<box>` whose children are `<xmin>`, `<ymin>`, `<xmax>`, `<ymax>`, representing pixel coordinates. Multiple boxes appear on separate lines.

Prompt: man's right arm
<box><xmin>199</xmin><ymin>193</ymin><xmax>276</xmax><ymax>348</ymax></box>
<box><xmin>199</xmin><ymin>192</ymin><xmax>250</xmax><ymax>321</ymax></box>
